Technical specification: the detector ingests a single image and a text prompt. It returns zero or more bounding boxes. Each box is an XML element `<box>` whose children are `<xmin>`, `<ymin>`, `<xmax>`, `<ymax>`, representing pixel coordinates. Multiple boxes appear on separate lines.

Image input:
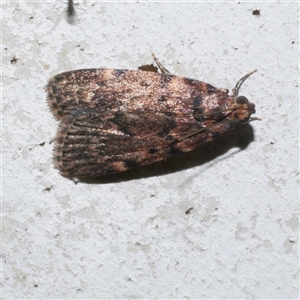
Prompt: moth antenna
<box><xmin>233</xmin><ymin>69</ymin><xmax>257</xmax><ymax>96</ymax></box>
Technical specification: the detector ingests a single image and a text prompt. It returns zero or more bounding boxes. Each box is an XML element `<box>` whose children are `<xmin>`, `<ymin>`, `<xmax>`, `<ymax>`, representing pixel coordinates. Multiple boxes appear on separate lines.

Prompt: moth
<box><xmin>46</xmin><ymin>54</ymin><xmax>257</xmax><ymax>177</ymax></box>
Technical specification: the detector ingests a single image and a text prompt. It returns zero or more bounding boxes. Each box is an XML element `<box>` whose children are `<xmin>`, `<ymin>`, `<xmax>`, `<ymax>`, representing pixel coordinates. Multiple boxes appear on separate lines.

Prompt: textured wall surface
<box><xmin>3</xmin><ymin>1</ymin><xmax>299</xmax><ymax>299</ymax></box>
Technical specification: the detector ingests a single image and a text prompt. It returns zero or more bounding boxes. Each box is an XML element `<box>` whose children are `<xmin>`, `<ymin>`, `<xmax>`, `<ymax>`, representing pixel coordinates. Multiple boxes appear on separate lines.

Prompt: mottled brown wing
<box><xmin>53</xmin><ymin>107</ymin><xmax>221</xmax><ymax>177</ymax></box>
<box><xmin>46</xmin><ymin>69</ymin><xmax>229</xmax><ymax>119</ymax></box>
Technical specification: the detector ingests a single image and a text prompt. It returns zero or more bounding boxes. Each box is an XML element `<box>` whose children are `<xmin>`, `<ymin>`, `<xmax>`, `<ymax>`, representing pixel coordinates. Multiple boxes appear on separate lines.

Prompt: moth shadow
<box><xmin>79</xmin><ymin>123</ymin><xmax>255</xmax><ymax>184</ymax></box>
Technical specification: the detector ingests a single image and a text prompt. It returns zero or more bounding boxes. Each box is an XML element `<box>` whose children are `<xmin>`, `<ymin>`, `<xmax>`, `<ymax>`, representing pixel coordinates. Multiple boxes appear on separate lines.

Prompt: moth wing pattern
<box><xmin>53</xmin><ymin>110</ymin><xmax>173</xmax><ymax>177</ymax></box>
<box><xmin>47</xmin><ymin>68</ymin><xmax>256</xmax><ymax>177</ymax></box>
<box><xmin>52</xmin><ymin>108</ymin><xmax>224</xmax><ymax>177</ymax></box>
<box><xmin>47</xmin><ymin>69</ymin><xmax>229</xmax><ymax>119</ymax></box>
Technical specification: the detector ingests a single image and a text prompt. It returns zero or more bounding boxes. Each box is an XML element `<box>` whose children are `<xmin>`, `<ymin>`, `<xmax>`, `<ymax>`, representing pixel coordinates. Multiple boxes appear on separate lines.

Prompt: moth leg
<box><xmin>152</xmin><ymin>53</ymin><xmax>171</xmax><ymax>74</ymax></box>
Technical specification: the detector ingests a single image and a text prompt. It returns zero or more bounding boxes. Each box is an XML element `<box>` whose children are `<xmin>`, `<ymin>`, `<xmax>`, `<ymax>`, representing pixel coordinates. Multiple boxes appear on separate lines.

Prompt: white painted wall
<box><xmin>3</xmin><ymin>1</ymin><xmax>298</xmax><ymax>298</ymax></box>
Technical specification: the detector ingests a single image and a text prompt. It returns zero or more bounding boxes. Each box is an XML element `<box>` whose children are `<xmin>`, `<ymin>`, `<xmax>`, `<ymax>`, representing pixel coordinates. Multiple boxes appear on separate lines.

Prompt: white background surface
<box><xmin>2</xmin><ymin>1</ymin><xmax>299</xmax><ymax>299</ymax></box>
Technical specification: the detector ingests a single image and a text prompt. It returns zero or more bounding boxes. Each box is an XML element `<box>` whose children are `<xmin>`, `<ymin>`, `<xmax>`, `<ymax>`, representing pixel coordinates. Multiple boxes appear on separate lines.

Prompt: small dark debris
<box><xmin>252</xmin><ymin>10</ymin><xmax>260</xmax><ymax>16</ymax></box>
<box><xmin>39</xmin><ymin>142</ymin><xmax>45</xmax><ymax>146</ymax></box>
<box><xmin>185</xmin><ymin>207</ymin><xmax>193</xmax><ymax>215</ymax></box>
<box><xmin>76</xmin><ymin>45</ymin><xmax>84</xmax><ymax>51</ymax></box>
<box><xmin>66</xmin><ymin>0</ymin><xmax>76</xmax><ymax>24</ymax></box>
<box><xmin>10</xmin><ymin>56</ymin><xmax>18</xmax><ymax>64</ymax></box>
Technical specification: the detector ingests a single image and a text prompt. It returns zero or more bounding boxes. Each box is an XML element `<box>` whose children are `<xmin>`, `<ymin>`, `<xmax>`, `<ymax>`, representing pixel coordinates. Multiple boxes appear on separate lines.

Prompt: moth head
<box><xmin>231</xmin><ymin>70</ymin><xmax>258</xmax><ymax>124</ymax></box>
<box><xmin>232</xmin><ymin>95</ymin><xmax>256</xmax><ymax>124</ymax></box>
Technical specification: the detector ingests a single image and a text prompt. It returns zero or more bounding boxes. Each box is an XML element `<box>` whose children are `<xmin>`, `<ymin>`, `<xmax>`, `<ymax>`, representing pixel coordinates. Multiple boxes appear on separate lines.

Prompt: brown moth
<box><xmin>46</xmin><ymin>55</ymin><xmax>257</xmax><ymax>177</ymax></box>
